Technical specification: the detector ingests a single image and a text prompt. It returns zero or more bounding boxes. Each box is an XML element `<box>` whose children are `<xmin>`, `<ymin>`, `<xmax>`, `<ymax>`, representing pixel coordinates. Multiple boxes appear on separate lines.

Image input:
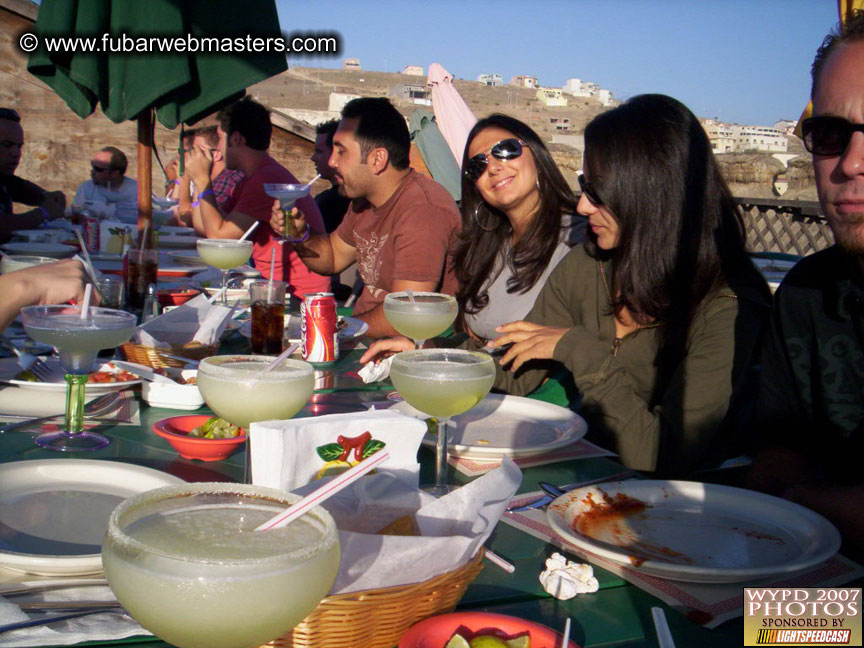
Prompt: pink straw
<box><xmin>255</xmin><ymin>450</ymin><xmax>390</xmax><ymax>531</ymax></box>
<box><xmin>484</xmin><ymin>549</ymin><xmax>515</xmax><ymax>573</ymax></box>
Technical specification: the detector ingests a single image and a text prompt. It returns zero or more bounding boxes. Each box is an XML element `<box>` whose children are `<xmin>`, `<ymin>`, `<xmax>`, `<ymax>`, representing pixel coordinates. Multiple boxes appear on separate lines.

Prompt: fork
<box><xmin>0</xmin><ymin>391</ymin><xmax>122</xmax><ymax>434</ymax></box>
<box><xmin>12</xmin><ymin>349</ymin><xmax>64</xmax><ymax>382</ymax></box>
<box><xmin>0</xmin><ymin>608</ymin><xmax>129</xmax><ymax>634</ymax></box>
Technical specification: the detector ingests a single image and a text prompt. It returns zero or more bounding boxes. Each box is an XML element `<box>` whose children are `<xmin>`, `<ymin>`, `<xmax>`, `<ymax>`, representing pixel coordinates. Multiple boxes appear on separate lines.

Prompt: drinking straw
<box><xmin>302</xmin><ymin>173</ymin><xmax>321</xmax><ymax>189</ymax></box>
<box><xmin>560</xmin><ymin>618</ymin><xmax>572</xmax><ymax>648</ymax></box>
<box><xmin>73</xmin><ymin>227</ymin><xmax>98</xmax><ymax>284</ymax></box>
<box><xmin>484</xmin><ymin>549</ymin><xmax>515</xmax><ymax>574</ymax></box>
<box><xmin>268</xmin><ymin>247</ymin><xmax>276</xmax><ymax>301</ymax></box>
<box><xmin>80</xmin><ymin>283</ymin><xmax>93</xmax><ymax>321</ymax></box>
<box><xmin>254</xmin><ymin>450</ymin><xmax>391</xmax><ymax>531</ymax></box>
<box><xmin>405</xmin><ymin>289</ymin><xmax>416</xmax><ymax>304</ymax></box>
<box><xmin>239</xmin><ymin>221</ymin><xmax>260</xmax><ymax>242</ymax></box>
<box><xmin>651</xmin><ymin>607</ymin><xmax>676</xmax><ymax>648</ymax></box>
<box><xmin>262</xmin><ymin>342</ymin><xmax>300</xmax><ymax>373</ymax></box>
<box><xmin>206</xmin><ymin>285</ymin><xmax>227</xmax><ymax>304</ymax></box>
<box><xmin>139</xmin><ymin>225</ymin><xmax>149</xmax><ymax>252</ymax></box>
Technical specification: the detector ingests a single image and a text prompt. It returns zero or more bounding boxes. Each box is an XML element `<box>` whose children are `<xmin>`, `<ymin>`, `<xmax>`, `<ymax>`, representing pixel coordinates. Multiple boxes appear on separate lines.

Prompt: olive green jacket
<box><xmin>493</xmin><ymin>246</ymin><xmax>770</xmax><ymax>474</ymax></box>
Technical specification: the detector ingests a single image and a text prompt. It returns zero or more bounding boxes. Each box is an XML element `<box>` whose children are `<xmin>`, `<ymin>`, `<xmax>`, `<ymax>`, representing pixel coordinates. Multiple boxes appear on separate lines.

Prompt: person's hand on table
<box><xmin>40</xmin><ymin>191</ymin><xmax>66</xmax><ymax>219</ymax></box>
<box><xmin>24</xmin><ymin>259</ymin><xmax>96</xmax><ymax>305</ymax></box>
<box><xmin>359</xmin><ymin>336</ymin><xmax>415</xmax><ymax>364</ymax></box>
<box><xmin>488</xmin><ymin>321</ymin><xmax>569</xmax><ymax>371</ymax></box>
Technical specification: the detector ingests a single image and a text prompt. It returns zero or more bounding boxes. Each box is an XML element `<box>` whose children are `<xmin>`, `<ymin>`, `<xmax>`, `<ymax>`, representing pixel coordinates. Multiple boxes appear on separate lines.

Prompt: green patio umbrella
<box><xmin>27</xmin><ymin>0</ymin><xmax>288</xmax><ymax>232</ymax></box>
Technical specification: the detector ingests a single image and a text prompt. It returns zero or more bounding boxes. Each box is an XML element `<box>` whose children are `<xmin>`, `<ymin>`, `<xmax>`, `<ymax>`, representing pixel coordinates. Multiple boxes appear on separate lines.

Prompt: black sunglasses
<box><xmin>802</xmin><ymin>116</ymin><xmax>864</xmax><ymax>156</ymax></box>
<box><xmin>91</xmin><ymin>164</ymin><xmax>110</xmax><ymax>173</ymax></box>
<box><xmin>465</xmin><ymin>138</ymin><xmax>526</xmax><ymax>182</ymax></box>
<box><xmin>578</xmin><ymin>174</ymin><xmax>604</xmax><ymax>206</ymax></box>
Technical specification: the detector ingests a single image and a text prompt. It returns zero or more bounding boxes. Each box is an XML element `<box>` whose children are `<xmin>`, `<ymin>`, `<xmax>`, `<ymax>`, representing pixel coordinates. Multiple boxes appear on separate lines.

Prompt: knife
<box><xmin>111</xmin><ymin>360</ymin><xmax>176</xmax><ymax>384</ymax></box>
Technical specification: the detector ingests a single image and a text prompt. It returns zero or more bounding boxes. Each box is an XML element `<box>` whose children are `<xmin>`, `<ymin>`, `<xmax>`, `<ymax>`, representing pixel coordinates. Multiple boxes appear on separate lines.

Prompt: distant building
<box><xmin>389</xmin><ymin>82</ymin><xmax>431</xmax><ymax>106</ymax></box>
<box><xmin>773</xmin><ymin>119</ymin><xmax>798</xmax><ymax>136</ymax></box>
<box><xmin>704</xmin><ymin>119</ymin><xmax>736</xmax><ymax>154</ymax></box>
<box><xmin>703</xmin><ymin>119</ymin><xmax>788</xmax><ymax>154</ymax></box>
<box><xmin>536</xmin><ymin>88</ymin><xmax>568</xmax><ymax>107</ymax></box>
<box><xmin>549</xmin><ymin>117</ymin><xmax>570</xmax><ymax>131</ymax></box>
<box><xmin>343</xmin><ymin>58</ymin><xmax>361</xmax><ymax>70</ymax></box>
<box><xmin>477</xmin><ymin>73</ymin><xmax>503</xmax><ymax>86</ymax></box>
<box><xmin>329</xmin><ymin>92</ymin><xmax>361</xmax><ymax>113</ymax></box>
<box><xmin>563</xmin><ymin>78</ymin><xmax>613</xmax><ymax>105</ymax></box>
<box><xmin>402</xmin><ymin>65</ymin><xmax>424</xmax><ymax>76</ymax></box>
<box><xmin>510</xmin><ymin>75</ymin><xmax>538</xmax><ymax>89</ymax></box>
<box><xmin>734</xmin><ymin>125</ymin><xmax>788</xmax><ymax>153</ymax></box>
<box><xmin>563</xmin><ymin>78</ymin><xmax>590</xmax><ymax>97</ymax></box>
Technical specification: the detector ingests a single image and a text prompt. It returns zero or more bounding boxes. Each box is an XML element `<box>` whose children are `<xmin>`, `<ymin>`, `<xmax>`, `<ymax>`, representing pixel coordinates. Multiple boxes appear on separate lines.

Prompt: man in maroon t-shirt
<box><xmin>270</xmin><ymin>98</ymin><xmax>460</xmax><ymax>338</ymax></box>
<box><xmin>186</xmin><ymin>97</ymin><xmax>328</xmax><ymax>299</ymax></box>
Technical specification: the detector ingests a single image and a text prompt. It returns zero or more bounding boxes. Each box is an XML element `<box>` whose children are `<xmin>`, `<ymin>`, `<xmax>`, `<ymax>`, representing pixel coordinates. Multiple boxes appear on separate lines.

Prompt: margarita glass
<box><xmin>264</xmin><ymin>183</ymin><xmax>312</xmax><ymax>240</ymax></box>
<box><xmin>390</xmin><ymin>349</ymin><xmax>495</xmax><ymax>495</ymax></box>
<box><xmin>196</xmin><ymin>239</ymin><xmax>253</xmax><ymax>304</ymax></box>
<box><xmin>102</xmin><ymin>482</ymin><xmax>339</xmax><ymax>648</ymax></box>
<box><xmin>196</xmin><ymin>355</ymin><xmax>314</xmax><ymax>429</ymax></box>
<box><xmin>383</xmin><ymin>292</ymin><xmax>458</xmax><ymax>347</ymax></box>
<box><xmin>20</xmin><ymin>305</ymin><xmax>136</xmax><ymax>451</ymax></box>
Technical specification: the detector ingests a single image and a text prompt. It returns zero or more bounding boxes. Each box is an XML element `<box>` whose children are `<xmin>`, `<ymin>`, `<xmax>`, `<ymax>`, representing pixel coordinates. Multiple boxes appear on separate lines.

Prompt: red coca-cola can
<box><xmin>83</xmin><ymin>212</ymin><xmax>100</xmax><ymax>252</ymax></box>
<box><xmin>301</xmin><ymin>293</ymin><xmax>339</xmax><ymax>363</ymax></box>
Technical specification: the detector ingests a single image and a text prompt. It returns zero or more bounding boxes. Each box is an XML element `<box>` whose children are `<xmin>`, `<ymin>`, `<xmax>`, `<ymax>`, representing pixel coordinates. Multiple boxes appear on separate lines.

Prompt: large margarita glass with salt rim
<box><xmin>389</xmin><ymin>349</ymin><xmax>495</xmax><ymax>496</ymax></box>
<box><xmin>21</xmin><ymin>305</ymin><xmax>136</xmax><ymax>451</ymax></box>
<box><xmin>383</xmin><ymin>292</ymin><xmax>458</xmax><ymax>347</ymax></box>
<box><xmin>196</xmin><ymin>355</ymin><xmax>314</xmax><ymax>430</ymax></box>
<box><xmin>102</xmin><ymin>482</ymin><xmax>339</xmax><ymax>648</ymax></box>
<box><xmin>196</xmin><ymin>239</ymin><xmax>253</xmax><ymax>304</ymax></box>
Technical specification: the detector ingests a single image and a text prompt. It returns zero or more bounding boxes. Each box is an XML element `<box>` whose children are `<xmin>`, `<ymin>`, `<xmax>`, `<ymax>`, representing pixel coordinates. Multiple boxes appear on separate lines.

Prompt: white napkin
<box><xmin>358</xmin><ymin>356</ymin><xmax>392</xmax><ymax>383</ymax></box>
<box><xmin>250</xmin><ymin>409</ymin><xmax>427</xmax><ymax>491</ymax></box>
<box><xmin>329</xmin><ymin>458</ymin><xmax>521</xmax><ymax>594</ymax></box>
<box><xmin>539</xmin><ymin>552</ymin><xmax>599</xmax><ymax>599</ymax></box>
<box><xmin>0</xmin><ymin>582</ymin><xmax>149</xmax><ymax>647</ymax></box>
<box><xmin>133</xmin><ymin>294</ymin><xmax>234</xmax><ymax>347</ymax></box>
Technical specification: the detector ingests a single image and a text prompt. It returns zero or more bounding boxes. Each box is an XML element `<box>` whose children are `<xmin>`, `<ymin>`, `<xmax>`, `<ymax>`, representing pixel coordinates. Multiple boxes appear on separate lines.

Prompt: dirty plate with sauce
<box><xmin>546</xmin><ymin>480</ymin><xmax>840</xmax><ymax>583</ymax></box>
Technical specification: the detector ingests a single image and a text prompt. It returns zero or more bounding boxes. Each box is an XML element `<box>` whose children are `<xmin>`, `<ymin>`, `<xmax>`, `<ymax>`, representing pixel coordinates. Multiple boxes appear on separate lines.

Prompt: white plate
<box><xmin>0</xmin><ymin>460</ymin><xmax>183</xmax><ymax>575</ymax></box>
<box><xmin>9</xmin><ymin>229</ymin><xmax>72</xmax><ymax>244</ymax></box>
<box><xmin>392</xmin><ymin>394</ymin><xmax>586</xmax><ymax>459</ymax></box>
<box><xmin>546</xmin><ymin>480</ymin><xmax>841</xmax><ymax>583</ymax></box>
<box><xmin>237</xmin><ymin>314</ymin><xmax>369</xmax><ymax>341</ymax></box>
<box><xmin>0</xmin><ymin>242</ymin><xmax>77</xmax><ymax>258</ymax></box>
<box><xmin>0</xmin><ymin>358</ymin><xmax>143</xmax><ymax>393</ymax></box>
<box><xmin>160</xmin><ymin>235</ymin><xmax>199</xmax><ymax>249</ymax></box>
<box><xmin>170</xmin><ymin>250</ymin><xmax>207</xmax><ymax>266</ymax></box>
<box><xmin>159</xmin><ymin>225</ymin><xmax>195</xmax><ymax>236</ymax></box>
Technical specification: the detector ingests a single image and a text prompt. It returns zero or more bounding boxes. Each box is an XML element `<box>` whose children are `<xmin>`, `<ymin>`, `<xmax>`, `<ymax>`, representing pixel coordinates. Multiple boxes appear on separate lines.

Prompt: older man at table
<box><xmin>0</xmin><ymin>107</ymin><xmax>65</xmax><ymax>242</ymax></box>
<box><xmin>271</xmin><ymin>97</ymin><xmax>460</xmax><ymax>337</ymax></box>
<box><xmin>185</xmin><ymin>97</ymin><xmax>329</xmax><ymax>300</ymax></box>
<box><xmin>748</xmin><ymin>10</ymin><xmax>864</xmax><ymax>553</ymax></box>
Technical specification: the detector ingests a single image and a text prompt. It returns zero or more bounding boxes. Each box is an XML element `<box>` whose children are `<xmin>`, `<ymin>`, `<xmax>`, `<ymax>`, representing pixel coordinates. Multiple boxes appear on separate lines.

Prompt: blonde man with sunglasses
<box><xmin>748</xmin><ymin>10</ymin><xmax>864</xmax><ymax>554</ymax></box>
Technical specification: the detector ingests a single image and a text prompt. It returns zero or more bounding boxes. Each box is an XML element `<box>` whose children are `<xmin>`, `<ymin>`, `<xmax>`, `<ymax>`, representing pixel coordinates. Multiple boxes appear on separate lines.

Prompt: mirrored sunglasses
<box><xmin>465</xmin><ymin>138</ymin><xmax>526</xmax><ymax>182</ymax></box>
<box><xmin>802</xmin><ymin>116</ymin><xmax>864</xmax><ymax>156</ymax></box>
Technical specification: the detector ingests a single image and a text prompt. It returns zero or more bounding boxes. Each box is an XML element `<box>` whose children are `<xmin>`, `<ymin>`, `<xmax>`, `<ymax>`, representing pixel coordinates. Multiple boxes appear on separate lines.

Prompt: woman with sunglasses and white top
<box><xmin>455</xmin><ymin>114</ymin><xmax>585</xmax><ymax>341</ymax></box>
<box><xmin>488</xmin><ymin>94</ymin><xmax>772</xmax><ymax>475</ymax></box>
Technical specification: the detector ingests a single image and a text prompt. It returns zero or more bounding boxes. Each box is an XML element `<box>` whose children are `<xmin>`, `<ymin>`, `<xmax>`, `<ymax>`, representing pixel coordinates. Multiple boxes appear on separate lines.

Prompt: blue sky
<box><xmin>276</xmin><ymin>0</ymin><xmax>839</xmax><ymax>126</ymax></box>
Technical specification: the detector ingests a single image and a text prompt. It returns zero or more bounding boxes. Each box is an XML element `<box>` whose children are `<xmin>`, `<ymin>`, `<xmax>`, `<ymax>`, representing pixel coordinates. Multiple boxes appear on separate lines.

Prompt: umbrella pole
<box><xmin>137</xmin><ymin>109</ymin><xmax>153</xmax><ymax>244</ymax></box>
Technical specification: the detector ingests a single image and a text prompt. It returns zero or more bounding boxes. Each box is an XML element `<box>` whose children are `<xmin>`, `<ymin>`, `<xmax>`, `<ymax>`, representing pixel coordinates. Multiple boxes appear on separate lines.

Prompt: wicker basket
<box><xmin>263</xmin><ymin>549</ymin><xmax>484</xmax><ymax>648</ymax></box>
<box><xmin>119</xmin><ymin>341</ymin><xmax>217</xmax><ymax>369</ymax></box>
